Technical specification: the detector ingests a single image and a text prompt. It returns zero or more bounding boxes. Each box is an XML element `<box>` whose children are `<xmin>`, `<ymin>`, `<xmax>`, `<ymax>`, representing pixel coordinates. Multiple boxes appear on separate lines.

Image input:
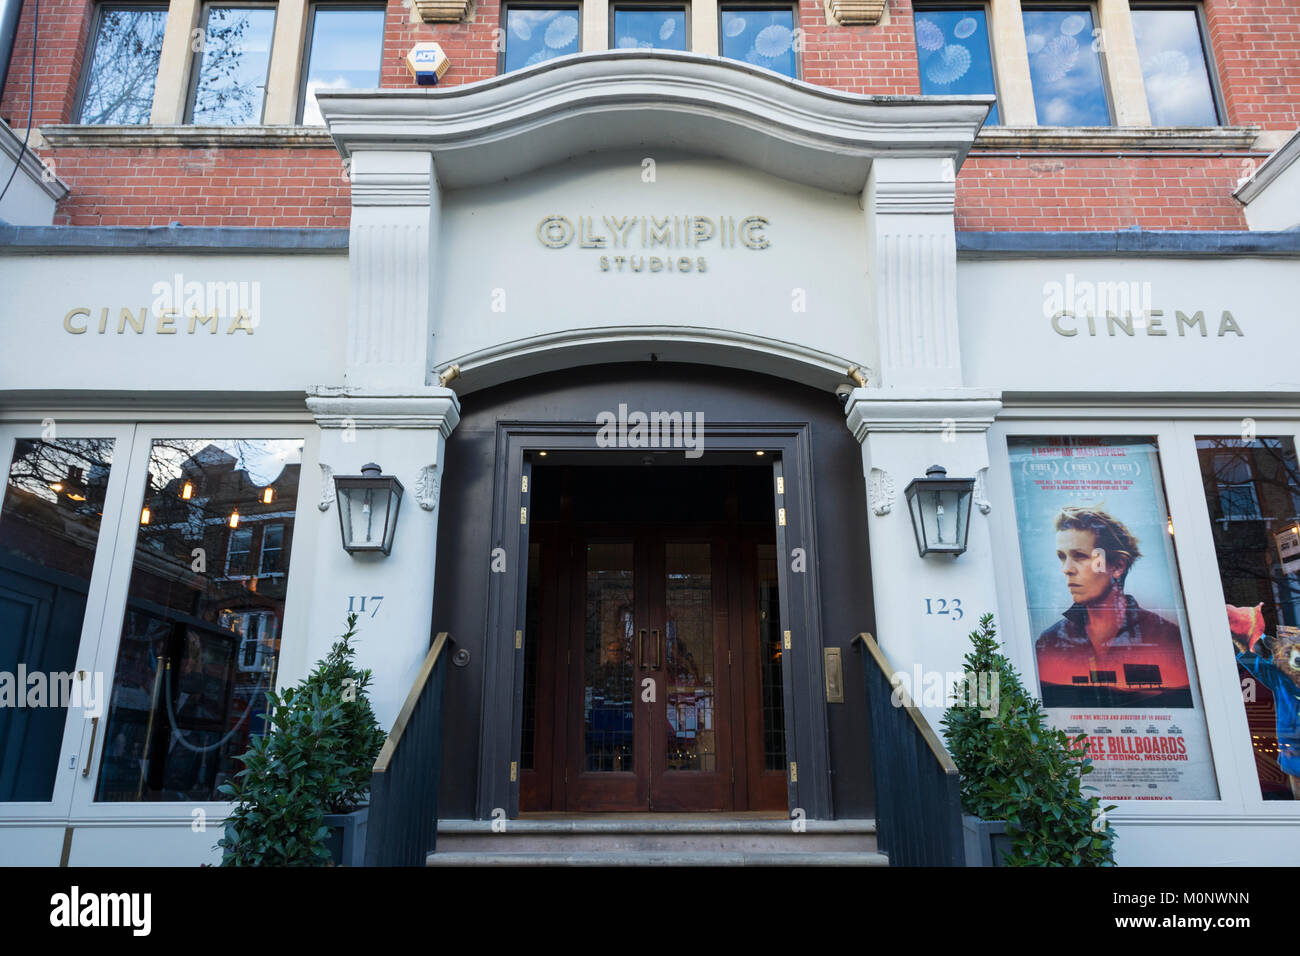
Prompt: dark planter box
<box><xmin>962</xmin><ymin>815</ymin><xmax>1012</xmax><ymax>866</ymax></box>
<box><xmin>323</xmin><ymin>805</ymin><xmax>369</xmax><ymax>867</ymax></box>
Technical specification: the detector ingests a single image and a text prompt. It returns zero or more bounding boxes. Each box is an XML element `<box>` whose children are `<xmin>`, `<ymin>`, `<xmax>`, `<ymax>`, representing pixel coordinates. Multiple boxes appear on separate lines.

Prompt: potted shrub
<box><xmin>941</xmin><ymin>613</ymin><xmax>1117</xmax><ymax>866</ymax></box>
<box><xmin>217</xmin><ymin>614</ymin><xmax>386</xmax><ymax>866</ymax></box>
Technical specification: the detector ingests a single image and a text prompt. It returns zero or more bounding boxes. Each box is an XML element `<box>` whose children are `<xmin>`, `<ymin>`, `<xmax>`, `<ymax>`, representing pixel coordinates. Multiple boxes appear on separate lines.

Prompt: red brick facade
<box><xmin>40</xmin><ymin>148</ymin><xmax>351</xmax><ymax>227</ymax></box>
<box><xmin>2</xmin><ymin>0</ymin><xmax>1296</xmax><ymax>230</ymax></box>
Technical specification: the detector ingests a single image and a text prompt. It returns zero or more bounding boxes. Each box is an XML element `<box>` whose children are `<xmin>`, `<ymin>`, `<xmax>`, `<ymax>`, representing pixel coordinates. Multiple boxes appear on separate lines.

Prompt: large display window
<box><xmin>991</xmin><ymin>417</ymin><xmax>1300</xmax><ymax>817</ymax></box>
<box><xmin>1004</xmin><ymin>434</ymin><xmax>1218</xmax><ymax>800</ymax></box>
<box><xmin>1193</xmin><ymin>434</ymin><xmax>1300</xmax><ymax>802</ymax></box>
<box><xmin>0</xmin><ymin>421</ymin><xmax>316</xmax><ymax>843</ymax></box>
<box><xmin>93</xmin><ymin>438</ymin><xmax>304</xmax><ymax>803</ymax></box>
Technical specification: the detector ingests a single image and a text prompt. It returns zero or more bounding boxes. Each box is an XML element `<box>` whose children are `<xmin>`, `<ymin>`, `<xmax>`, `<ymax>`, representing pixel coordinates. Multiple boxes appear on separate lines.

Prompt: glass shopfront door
<box><xmin>0</xmin><ymin>426</ymin><xmax>133</xmax><ymax>825</ymax></box>
<box><xmin>0</xmin><ymin>423</ymin><xmax>313</xmax><ymax>862</ymax></box>
<box><xmin>567</xmin><ymin>528</ymin><xmax>733</xmax><ymax>811</ymax></box>
<box><xmin>517</xmin><ymin>460</ymin><xmax>789</xmax><ymax>813</ymax></box>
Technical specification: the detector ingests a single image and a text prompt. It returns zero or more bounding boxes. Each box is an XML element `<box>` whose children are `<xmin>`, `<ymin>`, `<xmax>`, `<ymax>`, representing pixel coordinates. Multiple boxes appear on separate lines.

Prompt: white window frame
<box><xmin>0</xmin><ymin>419</ymin><xmax>320</xmax><ymax>839</ymax></box>
<box><xmin>258</xmin><ymin>521</ymin><xmax>286</xmax><ymax>575</ymax></box>
<box><xmin>225</xmin><ymin>524</ymin><xmax>255</xmax><ymax>576</ymax></box>
<box><xmin>0</xmin><ymin>424</ymin><xmax>137</xmax><ymax>823</ymax></box>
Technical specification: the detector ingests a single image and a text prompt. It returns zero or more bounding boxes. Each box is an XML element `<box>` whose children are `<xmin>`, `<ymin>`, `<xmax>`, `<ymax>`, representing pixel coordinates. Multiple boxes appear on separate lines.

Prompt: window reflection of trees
<box><xmin>191</xmin><ymin>9</ymin><xmax>263</xmax><ymax>124</ymax></box>
<box><xmin>5</xmin><ymin>439</ymin><xmax>114</xmax><ymax>510</ymax></box>
<box><xmin>79</xmin><ymin>9</ymin><xmax>168</xmax><ymax>125</ymax></box>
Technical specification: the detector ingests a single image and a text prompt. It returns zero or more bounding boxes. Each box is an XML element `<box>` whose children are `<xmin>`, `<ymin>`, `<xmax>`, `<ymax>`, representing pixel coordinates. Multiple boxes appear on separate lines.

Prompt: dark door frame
<box><xmin>475</xmin><ymin>421</ymin><xmax>833</xmax><ymax>820</ymax></box>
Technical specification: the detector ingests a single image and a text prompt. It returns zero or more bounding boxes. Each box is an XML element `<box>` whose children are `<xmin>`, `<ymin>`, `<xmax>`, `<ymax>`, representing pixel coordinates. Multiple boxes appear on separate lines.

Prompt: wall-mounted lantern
<box><xmin>334</xmin><ymin>463</ymin><xmax>404</xmax><ymax>555</ymax></box>
<box><xmin>904</xmin><ymin>465</ymin><xmax>974</xmax><ymax>558</ymax></box>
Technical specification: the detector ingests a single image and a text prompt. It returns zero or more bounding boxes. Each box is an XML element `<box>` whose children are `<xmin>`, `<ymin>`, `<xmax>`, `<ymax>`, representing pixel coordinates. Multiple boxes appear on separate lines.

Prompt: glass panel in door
<box><xmin>756</xmin><ymin>543</ymin><xmax>785</xmax><ymax>771</ymax></box>
<box><xmin>583</xmin><ymin>541</ymin><xmax>635</xmax><ymax>774</ymax></box>
<box><xmin>91</xmin><ymin>438</ymin><xmax>303</xmax><ymax>803</ymax></box>
<box><xmin>0</xmin><ymin>437</ymin><xmax>117</xmax><ymax>803</ymax></box>
<box><xmin>664</xmin><ymin>542</ymin><xmax>714</xmax><ymax>772</ymax></box>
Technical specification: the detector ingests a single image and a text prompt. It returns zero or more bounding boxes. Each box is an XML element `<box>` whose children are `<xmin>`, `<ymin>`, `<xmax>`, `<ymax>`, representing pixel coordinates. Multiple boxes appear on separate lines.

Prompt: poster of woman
<box><xmin>1007</xmin><ymin>436</ymin><xmax>1219</xmax><ymax>800</ymax></box>
<box><xmin>1034</xmin><ymin>505</ymin><xmax>1192</xmax><ymax>708</ymax></box>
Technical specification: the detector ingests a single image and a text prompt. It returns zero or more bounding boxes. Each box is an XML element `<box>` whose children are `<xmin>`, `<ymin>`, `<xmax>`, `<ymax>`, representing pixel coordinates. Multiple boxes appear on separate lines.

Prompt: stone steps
<box><xmin>428</xmin><ymin>816</ymin><xmax>887</xmax><ymax>866</ymax></box>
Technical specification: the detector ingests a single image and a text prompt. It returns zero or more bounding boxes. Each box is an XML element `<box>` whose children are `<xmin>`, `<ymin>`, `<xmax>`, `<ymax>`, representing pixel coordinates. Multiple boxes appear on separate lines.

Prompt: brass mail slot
<box><xmin>824</xmin><ymin>647</ymin><xmax>844</xmax><ymax>703</ymax></box>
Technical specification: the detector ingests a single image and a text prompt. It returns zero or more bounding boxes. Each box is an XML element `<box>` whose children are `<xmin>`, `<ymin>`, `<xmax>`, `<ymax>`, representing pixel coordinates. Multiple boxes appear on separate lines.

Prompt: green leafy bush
<box><xmin>941</xmin><ymin>613</ymin><xmax>1117</xmax><ymax>866</ymax></box>
<box><xmin>217</xmin><ymin>614</ymin><xmax>386</xmax><ymax>866</ymax></box>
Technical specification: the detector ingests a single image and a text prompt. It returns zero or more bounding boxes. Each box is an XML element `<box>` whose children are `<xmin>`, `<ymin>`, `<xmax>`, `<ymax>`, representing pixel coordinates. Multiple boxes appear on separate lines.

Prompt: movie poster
<box><xmin>1007</xmin><ymin>436</ymin><xmax>1219</xmax><ymax>800</ymax></box>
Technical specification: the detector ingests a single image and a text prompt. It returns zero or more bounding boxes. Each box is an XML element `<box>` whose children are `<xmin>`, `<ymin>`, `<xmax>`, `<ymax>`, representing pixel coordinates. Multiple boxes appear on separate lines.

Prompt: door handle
<box><xmin>638</xmin><ymin>628</ymin><xmax>647</xmax><ymax>669</ymax></box>
<box><xmin>651</xmin><ymin>628</ymin><xmax>661</xmax><ymax>669</ymax></box>
<box><xmin>82</xmin><ymin>716</ymin><xmax>99</xmax><ymax>778</ymax></box>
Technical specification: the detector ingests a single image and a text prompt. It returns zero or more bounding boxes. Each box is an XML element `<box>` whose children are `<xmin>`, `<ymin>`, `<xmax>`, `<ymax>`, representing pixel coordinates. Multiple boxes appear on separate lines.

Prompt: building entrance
<box><xmin>520</xmin><ymin>460</ymin><xmax>787</xmax><ymax>811</ymax></box>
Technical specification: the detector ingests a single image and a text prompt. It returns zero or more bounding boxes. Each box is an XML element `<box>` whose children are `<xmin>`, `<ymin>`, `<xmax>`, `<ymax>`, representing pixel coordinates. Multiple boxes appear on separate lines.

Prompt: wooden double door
<box><xmin>522</xmin><ymin>515</ymin><xmax>787</xmax><ymax>812</ymax></box>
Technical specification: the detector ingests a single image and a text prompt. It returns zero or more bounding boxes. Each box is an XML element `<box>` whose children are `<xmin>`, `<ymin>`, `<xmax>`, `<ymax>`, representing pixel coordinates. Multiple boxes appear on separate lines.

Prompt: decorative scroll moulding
<box><xmin>824</xmin><ymin>0</ymin><xmax>886</xmax><ymax>26</ymax></box>
<box><xmin>413</xmin><ymin>0</ymin><xmax>472</xmax><ymax>22</ymax></box>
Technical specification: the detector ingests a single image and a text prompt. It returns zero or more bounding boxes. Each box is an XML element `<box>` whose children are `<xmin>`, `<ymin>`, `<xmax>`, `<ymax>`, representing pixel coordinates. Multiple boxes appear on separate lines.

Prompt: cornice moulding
<box><xmin>875</xmin><ymin>180</ymin><xmax>955</xmax><ymax>215</ymax></box>
<box><xmin>973</xmin><ymin>125</ymin><xmax>1261</xmax><ymax>152</ymax></box>
<box><xmin>1235</xmin><ymin>127</ymin><xmax>1300</xmax><ymax>205</ymax></box>
<box><xmin>317</xmin><ymin>51</ymin><xmax>992</xmax><ymax>192</ymax></box>
<box><xmin>39</xmin><ymin>125</ymin><xmax>336</xmax><ymax>149</ymax></box>
<box><xmin>844</xmin><ymin>388</ymin><xmax>1003</xmax><ymax>441</ymax></box>
<box><xmin>435</xmin><ymin>324</ymin><xmax>873</xmax><ymax>395</ymax></box>
<box><xmin>0</xmin><ymin>119</ymin><xmax>68</xmax><ymax>200</ymax></box>
<box><xmin>306</xmin><ymin>388</ymin><xmax>462</xmax><ymax>435</ymax></box>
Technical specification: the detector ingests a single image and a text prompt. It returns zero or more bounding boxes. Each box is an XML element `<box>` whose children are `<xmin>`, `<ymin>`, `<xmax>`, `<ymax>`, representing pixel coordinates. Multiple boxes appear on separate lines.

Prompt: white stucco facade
<box><xmin>1</xmin><ymin>53</ymin><xmax>1298</xmax><ymax>866</ymax></box>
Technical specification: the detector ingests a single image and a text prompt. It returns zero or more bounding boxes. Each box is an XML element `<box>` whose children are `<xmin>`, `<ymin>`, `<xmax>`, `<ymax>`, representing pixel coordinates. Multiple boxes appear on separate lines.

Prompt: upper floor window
<box><xmin>1131</xmin><ymin>5</ymin><xmax>1220</xmax><ymax>126</ymax></box>
<box><xmin>501</xmin><ymin>5</ymin><xmax>580</xmax><ymax>71</ymax></box>
<box><xmin>259</xmin><ymin>523</ymin><xmax>286</xmax><ymax>573</ymax></box>
<box><xmin>76</xmin><ymin>4</ymin><xmax>169</xmax><ymax>124</ymax></box>
<box><xmin>1022</xmin><ymin>6</ymin><xmax>1111</xmax><ymax>126</ymax></box>
<box><xmin>226</xmin><ymin>526</ymin><xmax>254</xmax><ymax>575</ymax></box>
<box><xmin>612</xmin><ymin>5</ymin><xmax>688</xmax><ymax>50</ymax></box>
<box><xmin>913</xmin><ymin>6</ymin><xmax>999</xmax><ymax>125</ymax></box>
<box><xmin>299</xmin><ymin>4</ymin><xmax>387</xmax><ymax>124</ymax></box>
<box><xmin>187</xmin><ymin>4</ymin><xmax>278</xmax><ymax>125</ymax></box>
<box><xmin>720</xmin><ymin>5</ymin><xmax>798</xmax><ymax>79</ymax></box>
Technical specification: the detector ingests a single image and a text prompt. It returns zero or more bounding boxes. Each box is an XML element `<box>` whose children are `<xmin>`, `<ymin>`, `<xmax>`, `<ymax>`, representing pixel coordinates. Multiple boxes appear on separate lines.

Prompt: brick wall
<box><xmin>388</xmin><ymin>0</ymin><xmax>502</xmax><ymax>87</ymax></box>
<box><xmin>1205</xmin><ymin>0</ymin><xmax>1300</xmax><ymax>130</ymax></box>
<box><xmin>0</xmin><ymin>0</ymin><xmax>1293</xmax><ymax>230</ymax></box>
<box><xmin>799</xmin><ymin>0</ymin><xmax>920</xmax><ymax>94</ymax></box>
<box><xmin>44</xmin><ymin>148</ymin><xmax>350</xmax><ymax>226</ymax></box>
<box><xmin>957</xmin><ymin>156</ymin><xmax>1251</xmax><ymax>231</ymax></box>
<box><xmin>0</xmin><ymin>0</ymin><xmax>94</xmax><ymax>127</ymax></box>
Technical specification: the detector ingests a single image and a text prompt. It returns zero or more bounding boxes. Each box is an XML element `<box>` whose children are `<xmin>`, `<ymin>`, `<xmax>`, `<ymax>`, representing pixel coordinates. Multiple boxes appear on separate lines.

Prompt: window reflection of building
<box><xmin>94</xmin><ymin>439</ymin><xmax>302</xmax><ymax>803</ymax></box>
<box><xmin>1198</xmin><ymin>437</ymin><xmax>1300</xmax><ymax>801</ymax></box>
<box><xmin>0</xmin><ymin>439</ymin><xmax>115</xmax><ymax>802</ymax></box>
<box><xmin>665</xmin><ymin>555</ymin><xmax>713</xmax><ymax>772</ymax></box>
<box><xmin>585</xmin><ymin>556</ymin><xmax>634</xmax><ymax>772</ymax></box>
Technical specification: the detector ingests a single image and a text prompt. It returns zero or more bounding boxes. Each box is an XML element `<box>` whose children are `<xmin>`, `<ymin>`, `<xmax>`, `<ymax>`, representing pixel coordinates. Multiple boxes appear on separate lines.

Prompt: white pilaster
<box><xmin>301</xmin><ymin>387</ymin><xmax>460</xmax><ymax>733</ymax></box>
<box><xmin>865</xmin><ymin>157</ymin><xmax>962</xmax><ymax>390</ymax></box>
<box><xmin>845</xmin><ymin>388</ymin><xmax>1003</xmax><ymax>733</ymax></box>
<box><xmin>347</xmin><ymin>151</ymin><xmax>440</xmax><ymax>390</ymax></box>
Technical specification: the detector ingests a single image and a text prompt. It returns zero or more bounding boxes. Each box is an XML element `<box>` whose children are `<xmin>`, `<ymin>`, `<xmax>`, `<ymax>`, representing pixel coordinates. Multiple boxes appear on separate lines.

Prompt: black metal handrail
<box><xmin>853</xmin><ymin>632</ymin><xmax>965</xmax><ymax>866</ymax></box>
<box><xmin>364</xmin><ymin>632</ymin><xmax>451</xmax><ymax>867</ymax></box>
